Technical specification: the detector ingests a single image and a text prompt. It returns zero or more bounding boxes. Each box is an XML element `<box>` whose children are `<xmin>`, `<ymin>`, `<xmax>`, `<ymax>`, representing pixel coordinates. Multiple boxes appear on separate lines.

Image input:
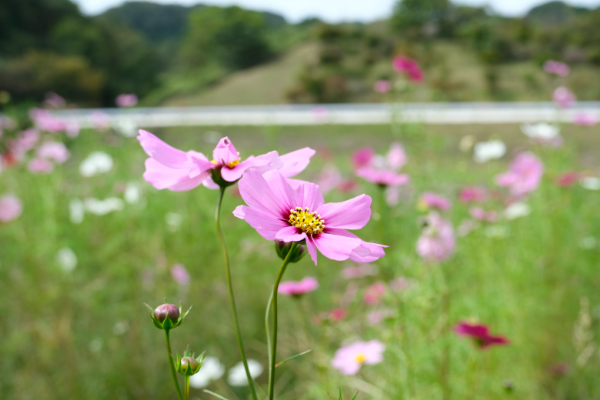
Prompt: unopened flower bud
<box><xmin>154</xmin><ymin>304</ymin><xmax>180</xmax><ymax>324</ymax></box>
<box><xmin>181</xmin><ymin>357</ymin><xmax>199</xmax><ymax>371</ymax></box>
<box><xmin>274</xmin><ymin>241</ymin><xmax>306</xmax><ymax>263</ymax></box>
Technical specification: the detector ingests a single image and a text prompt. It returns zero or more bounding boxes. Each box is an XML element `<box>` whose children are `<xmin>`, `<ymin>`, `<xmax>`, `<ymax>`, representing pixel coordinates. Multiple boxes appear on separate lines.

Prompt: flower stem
<box><xmin>184</xmin><ymin>376</ymin><xmax>190</xmax><ymax>400</ymax></box>
<box><xmin>165</xmin><ymin>330</ymin><xmax>184</xmax><ymax>400</ymax></box>
<box><xmin>215</xmin><ymin>186</ymin><xmax>259</xmax><ymax>400</ymax></box>
<box><xmin>268</xmin><ymin>242</ymin><xmax>298</xmax><ymax>400</ymax></box>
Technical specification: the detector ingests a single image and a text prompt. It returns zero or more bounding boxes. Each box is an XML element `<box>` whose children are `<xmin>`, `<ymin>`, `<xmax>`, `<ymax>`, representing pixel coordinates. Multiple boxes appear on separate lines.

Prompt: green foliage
<box><xmin>181</xmin><ymin>6</ymin><xmax>273</xmax><ymax>71</ymax></box>
<box><xmin>390</xmin><ymin>0</ymin><xmax>452</xmax><ymax>38</ymax></box>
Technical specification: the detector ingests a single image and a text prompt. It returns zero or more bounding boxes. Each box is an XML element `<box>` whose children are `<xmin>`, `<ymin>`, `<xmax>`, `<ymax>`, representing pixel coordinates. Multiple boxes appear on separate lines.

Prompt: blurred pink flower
<box><xmin>367</xmin><ymin>311</ymin><xmax>384</xmax><ymax>325</ymax></box>
<box><xmin>496</xmin><ymin>152</ymin><xmax>544</xmax><ymax>198</ymax></box>
<box><xmin>469</xmin><ymin>207</ymin><xmax>498</xmax><ymax>222</ymax></box>
<box><xmin>459</xmin><ymin>186</ymin><xmax>487</xmax><ymax>203</ymax></box>
<box><xmin>331</xmin><ymin>340</ymin><xmax>385</xmax><ymax>375</ymax></box>
<box><xmin>357</xmin><ymin>169</ymin><xmax>409</xmax><ymax>186</ymax></box>
<box><xmin>454</xmin><ymin>321</ymin><xmax>509</xmax><ymax>349</ymax></box>
<box><xmin>138</xmin><ymin>131</ymin><xmax>315</xmax><ymax>191</ymax></box>
<box><xmin>374</xmin><ymin>80</ymin><xmax>391</xmax><ymax>93</ymax></box>
<box><xmin>9</xmin><ymin>129</ymin><xmax>40</xmax><ymax>161</ymax></box>
<box><xmin>116</xmin><ymin>94</ymin><xmax>138</xmax><ymax>107</ymax></box>
<box><xmin>91</xmin><ymin>111</ymin><xmax>111</xmax><ymax>131</ymax></box>
<box><xmin>312</xmin><ymin>106</ymin><xmax>329</xmax><ymax>121</ymax></box>
<box><xmin>556</xmin><ymin>171</ymin><xmax>579</xmax><ymax>187</ymax></box>
<box><xmin>328</xmin><ymin>308</ymin><xmax>347</xmax><ymax>321</ymax></box>
<box><xmin>318</xmin><ymin>164</ymin><xmax>343</xmax><ymax>195</ymax></box>
<box><xmin>338</xmin><ymin>179</ymin><xmax>357</xmax><ymax>193</ymax></box>
<box><xmin>553</xmin><ymin>87</ymin><xmax>576</xmax><ymax>109</ymax></box>
<box><xmin>278</xmin><ymin>276</ymin><xmax>318</xmax><ymax>296</ymax></box>
<box><xmin>392</xmin><ymin>56</ymin><xmax>423</xmax><ymax>83</ymax></box>
<box><xmin>419</xmin><ymin>192</ymin><xmax>451</xmax><ymax>210</ymax></box>
<box><xmin>363</xmin><ymin>282</ymin><xmax>386</xmax><ymax>304</ymax></box>
<box><xmin>356</xmin><ymin>143</ymin><xmax>409</xmax><ymax>187</ymax></box>
<box><xmin>352</xmin><ymin>148</ymin><xmax>375</xmax><ymax>169</ymax></box>
<box><xmin>417</xmin><ymin>212</ymin><xmax>455</xmax><ymax>263</ymax></box>
<box><xmin>171</xmin><ymin>264</ymin><xmax>190</xmax><ymax>285</ymax></box>
<box><xmin>28</xmin><ymin>158</ymin><xmax>54</xmax><ymax>174</ymax></box>
<box><xmin>341</xmin><ymin>264</ymin><xmax>379</xmax><ymax>279</ymax></box>
<box><xmin>36</xmin><ymin>141</ymin><xmax>70</xmax><ymax>164</ymax></box>
<box><xmin>390</xmin><ymin>276</ymin><xmax>412</xmax><ymax>291</ymax></box>
<box><xmin>0</xmin><ymin>195</ymin><xmax>22</xmax><ymax>222</ymax></box>
<box><xmin>543</xmin><ymin>60</ymin><xmax>570</xmax><ymax>77</ymax></box>
<box><xmin>573</xmin><ymin>113</ymin><xmax>597</xmax><ymax>126</ymax></box>
<box><xmin>234</xmin><ymin>170</ymin><xmax>385</xmax><ymax>265</ymax></box>
<box><xmin>43</xmin><ymin>92</ymin><xmax>66</xmax><ymax>109</ymax></box>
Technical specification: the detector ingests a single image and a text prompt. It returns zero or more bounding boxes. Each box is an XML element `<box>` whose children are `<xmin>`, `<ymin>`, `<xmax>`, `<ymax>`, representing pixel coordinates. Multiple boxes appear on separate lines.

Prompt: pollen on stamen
<box><xmin>288</xmin><ymin>206</ymin><xmax>325</xmax><ymax>235</ymax></box>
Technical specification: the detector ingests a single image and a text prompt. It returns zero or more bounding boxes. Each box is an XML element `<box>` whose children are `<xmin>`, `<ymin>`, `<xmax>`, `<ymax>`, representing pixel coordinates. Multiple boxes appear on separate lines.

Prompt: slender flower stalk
<box><xmin>184</xmin><ymin>376</ymin><xmax>190</xmax><ymax>400</ymax></box>
<box><xmin>268</xmin><ymin>242</ymin><xmax>298</xmax><ymax>400</ymax></box>
<box><xmin>165</xmin><ymin>330</ymin><xmax>184</xmax><ymax>400</ymax></box>
<box><xmin>215</xmin><ymin>187</ymin><xmax>258</xmax><ymax>400</ymax></box>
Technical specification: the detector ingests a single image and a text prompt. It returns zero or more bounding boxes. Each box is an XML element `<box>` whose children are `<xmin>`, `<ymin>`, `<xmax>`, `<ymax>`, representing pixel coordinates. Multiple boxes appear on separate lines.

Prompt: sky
<box><xmin>73</xmin><ymin>0</ymin><xmax>600</xmax><ymax>22</ymax></box>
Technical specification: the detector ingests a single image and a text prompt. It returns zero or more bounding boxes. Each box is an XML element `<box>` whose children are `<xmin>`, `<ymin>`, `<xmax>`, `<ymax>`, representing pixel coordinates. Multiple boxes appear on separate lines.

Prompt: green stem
<box><xmin>268</xmin><ymin>242</ymin><xmax>298</xmax><ymax>400</ymax></box>
<box><xmin>165</xmin><ymin>330</ymin><xmax>184</xmax><ymax>400</ymax></box>
<box><xmin>215</xmin><ymin>187</ymin><xmax>258</xmax><ymax>400</ymax></box>
<box><xmin>184</xmin><ymin>376</ymin><xmax>190</xmax><ymax>400</ymax></box>
<box><xmin>265</xmin><ymin>290</ymin><xmax>274</xmax><ymax>369</ymax></box>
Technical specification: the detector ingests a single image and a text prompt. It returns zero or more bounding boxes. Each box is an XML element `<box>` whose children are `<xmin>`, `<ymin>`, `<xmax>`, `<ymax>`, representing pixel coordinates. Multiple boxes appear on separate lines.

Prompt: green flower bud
<box><xmin>145</xmin><ymin>302</ymin><xmax>191</xmax><ymax>331</ymax></box>
<box><xmin>275</xmin><ymin>240</ymin><xmax>306</xmax><ymax>263</ymax></box>
<box><xmin>176</xmin><ymin>347</ymin><xmax>206</xmax><ymax>376</ymax></box>
<box><xmin>181</xmin><ymin>357</ymin><xmax>198</xmax><ymax>371</ymax></box>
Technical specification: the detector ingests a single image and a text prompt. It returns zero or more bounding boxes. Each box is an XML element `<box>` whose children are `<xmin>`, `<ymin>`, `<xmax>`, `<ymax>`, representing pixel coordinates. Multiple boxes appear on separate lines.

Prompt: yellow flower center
<box><xmin>289</xmin><ymin>207</ymin><xmax>325</xmax><ymax>235</ymax></box>
<box><xmin>211</xmin><ymin>159</ymin><xmax>241</xmax><ymax>168</ymax></box>
<box><xmin>355</xmin><ymin>353</ymin><xmax>366</xmax><ymax>364</ymax></box>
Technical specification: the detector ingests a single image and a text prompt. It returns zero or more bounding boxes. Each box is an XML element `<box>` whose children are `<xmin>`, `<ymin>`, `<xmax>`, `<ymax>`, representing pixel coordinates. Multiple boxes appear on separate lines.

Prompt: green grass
<box><xmin>1</xmin><ymin>122</ymin><xmax>600</xmax><ymax>399</ymax></box>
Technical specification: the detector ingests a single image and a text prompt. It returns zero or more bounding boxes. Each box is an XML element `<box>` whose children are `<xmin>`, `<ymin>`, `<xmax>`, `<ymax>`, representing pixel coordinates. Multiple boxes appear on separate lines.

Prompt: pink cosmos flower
<box><xmin>0</xmin><ymin>195</ymin><xmax>23</xmax><ymax>222</ymax></box>
<box><xmin>454</xmin><ymin>321</ymin><xmax>509</xmax><ymax>349</ymax></box>
<box><xmin>543</xmin><ymin>60</ymin><xmax>570</xmax><ymax>77</ymax></box>
<box><xmin>278</xmin><ymin>276</ymin><xmax>318</xmax><ymax>296</ymax></box>
<box><xmin>116</xmin><ymin>94</ymin><xmax>138</xmax><ymax>107</ymax></box>
<box><xmin>419</xmin><ymin>192</ymin><xmax>451</xmax><ymax>211</ymax></box>
<box><xmin>28</xmin><ymin>158</ymin><xmax>54</xmax><ymax>174</ymax></box>
<box><xmin>233</xmin><ymin>169</ymin><xmax>386</xmax><ymax>265</ymax></box>
<box><xmin>496</xmin><ymin>152</ymin><xmax>544</xmax><ymax>198</ymax></box>
<box><xmin>469</xmin><ymin>207</ymin><xmax>498</xmax><ymax>222</ymax></box>
<box><xmin>374</xmin><ymin>80</ymin><xmax>391</xmax><ymax>93</ymax></box>
<box><xmin>9</xmin><ymin>129</ymin><xmax>40</xmax><ymax>161</ymax></box>
<box><xmin>328</xmin><ymin>308</ymin><xmax>347</xmax><ymax>321</ymax></box>
<box><xmin>36</xmin><ymin>141</ymin><xmax>70</xmax><ymax>164</ymax></box>
<box><xmin>392</xmin><ymin>56</ymin><xmax>423</xmax><ymax>83</ymax></box>
<box><xmin>573</xmin><ymin>113</ymin><xmax>597</xmax><ymax>126</ymax></box>
<box><xmin>171</xmin><ymin>264</ymin><xmax>190</xmax><ymax>285</ymax></box>
<box><xmin>355</xmin><ymin>143</ymin><xmax>409</xmax><ymax>187</ymax></box>
<box><xmin>459</xmin><ymin>186</ymin><xmax>487</xmax><ymax>203</ymax></box>
<box><xmin>553</xmin><ymin>87</ymin><xmax>576</xmax><ymax>109</ymax></box>
<box><xmin>341</xmin><ymin>264</ymin><xmax>379</xmax><ymax>279</ymax></box>
<box><xmin>556</xmin><ymin>171</ymin><xmax>579</xmax><ymax>188</ymax></box>
<box><xmin>331</xmin><ymin>340</ymin><xmax>385</xmax><ymax>375</ymax></box>
<box><xmin>363</xmin><ymin>282</ymin><xmax>386</xmax><ymax>304</ymax></box>
<box><xmin>390</xmin><ymin>276</ymin><xmax>413</xmax><ymax>291</ymax></box>
<box><xmin>417</xmin><ymin>212</ymin><xmax>455</xmax><ymax>263</ymax></box>
<box><xmin>138</xmin><ymin>130</ymin><xmax>315</xmax><ymax>191</ymax></box>
<box><xmin>318</xmin><ymin>164</ymin><xmax>342</xmax><ymax>195</ymax></box>
<box><xmin>43</xmin><ymin>92</ymin><xmax>66</xmax><ymax>109</ymax></box>
<box><xmin>352</xmin><ymin>148</ymin><xmax>375</xmax><ymax>169</ymax></box>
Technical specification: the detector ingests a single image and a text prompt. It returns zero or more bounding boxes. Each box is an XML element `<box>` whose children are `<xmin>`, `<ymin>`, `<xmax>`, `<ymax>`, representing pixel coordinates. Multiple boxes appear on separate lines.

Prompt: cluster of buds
<box><xmin>176</xmin><ymin>346</ymin><xmax>207</xmax><ymax>376</ymax></box>
<box><xmin>145</xmin><ymin>302</ymin><xmax>191</xmax><ymax>331</ymax></box>
<box><xmin>274</xmin><ymin>240</ymin><xmax>307</xmax><ymax>263</ymax></box>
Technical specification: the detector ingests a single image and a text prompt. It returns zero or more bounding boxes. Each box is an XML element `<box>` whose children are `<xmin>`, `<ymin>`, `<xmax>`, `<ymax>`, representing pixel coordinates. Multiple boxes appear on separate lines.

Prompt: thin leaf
<box><xmin>350</xmin><ymin>391</ymin><xmax>359</xmax><ymax>400</ymax></box>
<box><xmin>275</xmin><ymin>349</ymin><xmax>312</xmax><ymax>368</ymax></box>
<box><xmin>203</xmin><ymin>389</ymin><xmax>231</xmax><ymax>400</ymax></box>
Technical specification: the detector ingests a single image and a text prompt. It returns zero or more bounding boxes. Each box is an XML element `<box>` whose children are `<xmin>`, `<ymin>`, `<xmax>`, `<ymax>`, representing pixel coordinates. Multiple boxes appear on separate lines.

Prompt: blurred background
<box><xmin>2</xmin><ymin>1</ymin><xmax>600</xmax><ymax>400</ymax></box>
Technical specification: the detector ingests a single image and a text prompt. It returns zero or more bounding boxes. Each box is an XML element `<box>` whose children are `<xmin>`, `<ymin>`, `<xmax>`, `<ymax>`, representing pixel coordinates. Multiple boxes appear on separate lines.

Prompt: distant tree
<box><xmin>390</xmin><ymin>0</ymin><xmax>452</xmax><ymax>38</ymax></box>
<box><xmin>181</xmin><ymin>6</ymin><xmax>273</xmax><ymax>71</ymax></box>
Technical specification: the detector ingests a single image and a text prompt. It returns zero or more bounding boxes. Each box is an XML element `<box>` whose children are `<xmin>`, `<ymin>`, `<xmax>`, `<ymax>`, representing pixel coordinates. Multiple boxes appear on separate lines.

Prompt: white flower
<box><xmin>504</xmin><ymin>202</ymin><xmax>531</xmax><ymax>220</ymax></box>
<box><xmin>56</xmin><ymin>247</ymin><xmax>77</xmax><ymax>272</ymax></box>
<box><xmin>84</xmin><ymin>197</ymin><xmax>125</xmax><ymax>215</ymax></box>
<box><xmin>521</xmin><ymin>123</ymin><xmax>560</xmax><ymax>140</ymax></box>
<box><xmin>189</xmin><ymin>357</ymin><xmax>226</xmax><ymax>388</ymax></box>
<box><xmin>473</xmin><ymin>140</ymin><xmax>506</xmax><ymax>163</ymax></box>
<box><xmin>580</xmin><ymin>177</ymin><xmax>600</xmax><ymax>191</ymax></box>
<box><xmin>124</xmin><ymin>182</ymin><xmax>141</xmax><ymax>204</ymax></box>
<box><xmin>227</xmin><ymin>360</ymin><xmax>263</xmax><ymax>387</ymax></box>
<box><xmin>69</xmin><ymin>199</ymin><xmax>84</xmax><ymax>224</ymax></box>
<box><xmin>80</xmin><ymin>152</ymin><xmax>113</xmax><ymax>177</ymax></box>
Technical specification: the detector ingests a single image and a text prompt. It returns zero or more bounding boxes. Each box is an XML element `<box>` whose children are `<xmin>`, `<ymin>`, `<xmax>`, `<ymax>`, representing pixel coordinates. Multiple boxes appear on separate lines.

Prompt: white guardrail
<box><xmin>51</xmin><ymin>102</ymin><xmax>600</xmax><ymax>128</ymax></box>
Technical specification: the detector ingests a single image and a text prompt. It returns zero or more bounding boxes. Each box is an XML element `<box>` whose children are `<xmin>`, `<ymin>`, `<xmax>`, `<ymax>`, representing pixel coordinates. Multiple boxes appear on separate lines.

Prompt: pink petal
<box><xmin>221</xmin><ymin>158</ymin><xmax>254</xmax><ymax>182</ymax></box>
<box><xmin>238</xmin><ymin>206</ymin><xmax>288</xmax><ymax>240</ymax></box>
<box><xmin>238</xmin><ymin>169</ymin><xmax>292</xmax><ymax>219</ymax></box>
<box><xmin>202</xmin><ymin>177</ymin><xmax>219</xmax><ymax>189</ymax></box>
<box><xmin>275</xmin><ymin>226</ymin><xmax>306</xmax><ymax>242</ymax></box>
<box><xmin>143</xmin><ymin>158</ymin><xmax>208</xmax><ymax>191</ymax></box>
<box><xmin>327</xmin><ymin>228</ymin><xmax>387</xmax><ymax>262</ymax></box>
<box><xmin>212</xmin><ymin>137</ymin><xmax>239</xmax><ymax>165</ymax></box>
<box><xmin>316</xmin><ymin>194</ymin><xmax>372</xmax><ymax>230</ymax></box>
<box><xmin>306</xmin><ymin>236</ymin><xmax>318</xmax><ymax>265</ymax></box>
<box><xmin>278</xmin><ymin>147</ymin><xmax>316</xmax><ymax>178</ymax></box>
<box><xmin>138</xmin><ymin>130</ymin><xmax>190</xmax><ymax>169</ymax></box>
<box><xmin>313</xmin><ymin>232</ymin><xmax>362</xmax><ymax>261</ymax></box>
<box><xmin>294</xmin><ymin>181</ymin><xmax>324</xmax><ymax>211</ymax></box>
<box><xmin>262</xmin><ymin>170</ymin><xmax>296</xmax><ymax>212</ymax></box>
<box><xmin>386</xmin><ymin>142</ymin><xmax>406</xmax><ymax>170</ymax></box>
<box><xmin>248</xmin><ymin>151</ymin><xmax>283</xmax><ymax>174</ymax></box>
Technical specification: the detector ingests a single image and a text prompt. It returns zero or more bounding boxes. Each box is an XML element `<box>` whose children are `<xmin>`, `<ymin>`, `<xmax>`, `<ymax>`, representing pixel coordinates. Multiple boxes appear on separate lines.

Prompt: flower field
<box><xmin>2</xmin><ymin>119</ymin><xmax>600</xmax><ymax>400</ymax></box>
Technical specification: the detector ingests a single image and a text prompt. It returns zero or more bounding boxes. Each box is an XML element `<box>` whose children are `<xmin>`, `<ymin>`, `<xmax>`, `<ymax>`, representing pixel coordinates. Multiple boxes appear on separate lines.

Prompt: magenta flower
<box><xmin>419</xmin><ymin>192</ymin><xmax>451</xmax><ymax>211</ymax></box>
<box><xmin>8</xmin><ymin>129</ymin><xmax>40</xmax><ymax>161</ymax></box>
<box><xmin>352</xmin><ymin>148</ymin><xmax>375</xmax><ymax>169</ymax></box>
<box><xmin>278</xmin><ymin>276</ymin><xmax>318</xmax><ymax>296</ymax></box>
<box><xmin>233</xmin><ymin>169</ymin><xmax>385</xmax><ymax>265</ymax></box>
<box><xmin>392</xmin><ymin>56</ymin><xmax>423</xmax><ymax>83</ymax></box>
<box><xmin>355</xmin><ymin>142</ymin><xmax>409</xmax><ymax>187</ymax></box>
<box><xmin>331</xmin><ymin>340</ymin><xmax>385</xmax><ymax>375</ymax></box>
<box><xmin>363</xmin><ymin>282</ymin><xmax>386</xmax><ymax>304</ymax></box>
<box><xmin>496</xmin><ymin>152</ymin><xmax>543</xmax><ymax>198</ymax></box>
<box><xmin>417</xmin><ymin>212</ymin><xmax>455</xmax><ymax>263</ymax></box>
<box><xmin>116</xmin><ymin>94</ymin><xmax>138</xmax><ymax>107</ymax></box>
<box><xmin>341</xmin><ymin>264</ymin><xmax>378</xmax><ymax>279</ymax></box>
<box><xmin>374</xmin><ymin>80</ymin><xmax>391</xmax><ymax>93</ymax></box>
<box><xmin>36</xmin><ymin>141</ymin><xmax>70</xmax><ymax>164</ymax></box>
<box><xmin>28</xmin><ymin>158</ymin><xmax>54</xmax><ymax>174</ymax></box>
<box><xmin>171</xmin><ymin>264</ymin><xmax>190</xmax><ymax>285</ymax></box>
<box><xmin>573</xmin><ymin>113</ymin><xmax>597</xmax><ymax>126</ymax></box>
<box><xmin>138</xmin><ymin>130</ymin><xmax>315</xmax><ymax>191</ymax></box>
<box><xmin>556</xmin><ymin>171</ymin><xmax>579</xmax><ymax>188</ymax></box>
<box><xmin>553</xmin><ymin>87</ymin><xmax>576</xmax><ymax>109</ymax></box>
<box><xmin>459</xmin><ymin>186</ymin><xmax>487</xmax><ymax>203</ymax></box>
<box><xmin>0</xmin><ymin>195</ymin><xmax>22</xmax><ymax>222</ymax></box>
<box><xmin>469</xmin><ymin>207</ymin><xmax>498</xmax><ymax>222</ymax></box>
<box><xmin>543</xmin><ymin>60</ymin><xmax>570</xmax><ymax>77</ymax></box>
<box><xmin>454</xmin><ymin>321</ymin><xmax>509</xmax><ymax>349</ymax></box>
